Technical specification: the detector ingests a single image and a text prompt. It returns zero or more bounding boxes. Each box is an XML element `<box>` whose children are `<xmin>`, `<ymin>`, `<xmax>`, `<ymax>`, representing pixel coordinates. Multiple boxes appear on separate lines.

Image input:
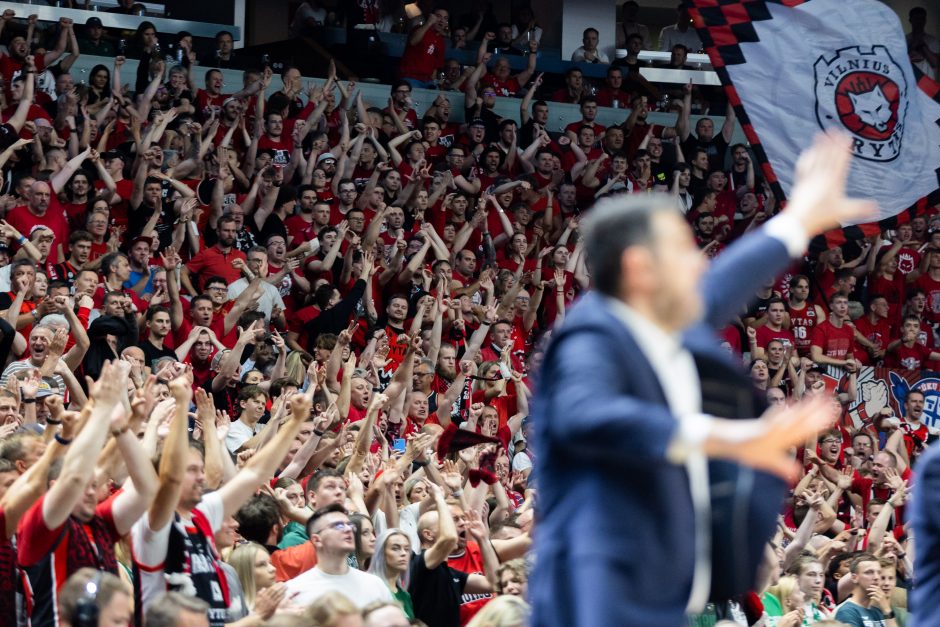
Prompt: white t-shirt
<box><xmin>284</xmin><ymin>565</ymin><xmax>393</xmax><ymax>608</ymax></box>
<box><xmin>225</xmin><ymin>419</ymin><xmax>259</xmax><ymax>453</ymax></box>
<box><xmin>131</xmin><ymin>491</ymin><xmax>225</xmax><ymax>613</ymax></box>
<box><xmin>228</xmin><ymin>278</ymin><xmax>285</xmax><ymax>319</ymax></box>
<box><xmin>571</xmin><ymin>46</ymin><xmax>610</xmax><ymax>64</ymax></box>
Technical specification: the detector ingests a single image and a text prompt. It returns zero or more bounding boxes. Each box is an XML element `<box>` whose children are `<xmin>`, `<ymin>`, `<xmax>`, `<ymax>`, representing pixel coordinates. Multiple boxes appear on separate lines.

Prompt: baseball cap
<box><xmin>316</xmin><ymin>152</ymin><xmax>337</xmax><ymax>164</ymax></box>
<box><xmin>86</xmin><ymin>17</ymin><xmax>104</xmax><ymax>28</ymax></box>
<box><xmin>36</xmin><ymin>377</ymin><xmax>62</xmax><ymax>399</ymax></box>
<box><xmin>469</xmin><ymin>118</ymin><xmax>486</xmax><ymax>128</ymax></box>
<box><xmin>130</xmin><ymin>235</ymin><xmax>154</xmax><ymax>248</ymax></box>
<box><xmin>101</xmin><ymin>149</ymin><xmax>127</xmax><ymax>162</ymax></box>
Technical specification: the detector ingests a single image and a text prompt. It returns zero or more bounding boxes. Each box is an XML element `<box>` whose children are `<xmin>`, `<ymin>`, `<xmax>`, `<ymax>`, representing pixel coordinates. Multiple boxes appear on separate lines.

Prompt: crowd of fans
<box><xmin>0</xmin><ymin>1</ymin><xmax>934</xmax><ymax>627</ymax></box>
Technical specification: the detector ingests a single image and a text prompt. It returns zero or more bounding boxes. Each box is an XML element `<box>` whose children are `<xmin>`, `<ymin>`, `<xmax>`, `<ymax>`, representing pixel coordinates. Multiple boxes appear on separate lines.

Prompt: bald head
<box><xmin>29</xmin><ymin>181</ymin><xmax>52</xmax><ymax>214</ymax></box>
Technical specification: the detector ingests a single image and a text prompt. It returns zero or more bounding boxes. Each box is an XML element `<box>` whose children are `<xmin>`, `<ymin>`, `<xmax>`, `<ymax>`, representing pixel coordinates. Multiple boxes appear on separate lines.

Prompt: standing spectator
<box><xmin>132</xmin><ymin>388</ymin><xmax>313</xmax><ymax>624</ymax></box>
<box><xmin>284</xmin><ymin>504</ymin><xmax>392</xmax><ymax>607</ymax></box>
<box><xmin>399</xmin><ymin>9</ymin><xmax>449</xmax><ymax>88</ymax></box>
<box><xmin>659</xmin><ymin>4</ymin><xmax>702</xmax><ymax>52</ymax></box>
<box><xmin>571</xmin><ymin>28</ymin><xmax>610</xmax><ymax>64</ymax></box>
<box><xmin>907</xmin><ymin>7</ymin><xmax>939</xmax><ymax>80</ymax></box>
<box><xmin>18</xmin><ymin>362</ymin><xmax>158</xmax><ymax>626</ymax></box>
<box><xmin>834</xmin><ymin>556</ymin><xmax>894</xmax><ymax>625</ymax></box>
<box><xmin>181</xmin><ymin>215</ymin><xmax>247</xmax><ymax>295</ymax></box>
<box><xmin>810</xmin><ymin>293</ymin><xmax>861</xmax><ymax>373</ymax></box>
<box><xmin>616</xmin><ymin>1</ymin><xmax>651</xmax><ymax>50</ymax></box>
<box><xmin>77</xmin><ymin>17</ymin><xmax>115</xmax><ymax>56</ymax></box>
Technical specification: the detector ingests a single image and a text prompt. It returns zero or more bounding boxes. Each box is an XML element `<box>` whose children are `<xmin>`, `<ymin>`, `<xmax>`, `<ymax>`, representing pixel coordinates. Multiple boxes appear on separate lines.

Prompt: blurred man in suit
<box><xmin>530</xmin><ymin>134</ymin><xmax>874</xmax><ymax>627</ymax></box>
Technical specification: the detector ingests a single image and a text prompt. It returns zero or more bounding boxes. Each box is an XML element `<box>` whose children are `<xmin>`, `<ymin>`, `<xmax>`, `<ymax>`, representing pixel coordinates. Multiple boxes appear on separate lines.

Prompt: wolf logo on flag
<box><xmin>814</xmin><ymin>45</ymin><xmax>909</xmax><ymax>162</ymax></box>
<box><xmin>684</xmin><ymin>0</ymin><xmax>940</xmax><ymax>227</ymax></box>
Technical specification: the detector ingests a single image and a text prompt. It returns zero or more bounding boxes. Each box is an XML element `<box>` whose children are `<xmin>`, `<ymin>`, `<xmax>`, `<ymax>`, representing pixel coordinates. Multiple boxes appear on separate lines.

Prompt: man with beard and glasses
<box><xmin>182</xmin><ymin>215</ymin><xmax>247</xmax><ymax>295</ymax></box>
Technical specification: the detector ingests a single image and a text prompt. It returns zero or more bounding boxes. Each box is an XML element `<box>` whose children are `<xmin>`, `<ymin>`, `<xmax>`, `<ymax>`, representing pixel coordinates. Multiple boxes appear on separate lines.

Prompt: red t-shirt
<box><xmin>810</xmin><ymin>320</ymin><xmax>855</xmax><ymax>360</ymax></box>
<box><xmin>481</xmin><ymin>74</ymin><xmax>521</xmax><ymax>97</ymax></box>
<box><xmin>888</xmin><ymin>342</ymin><xmax>933</xmax><ymax>370</ymax></box>
<box><xmin>447</xmin><ymin>540</ymin><xmax>491</xmax><ymax>624</ymax></box>
<box><xmin>185</xmin><ymin>246</ymin><xmax>247</xmax><ymax>291</ymax></box>
<box><xmin>755</xmin><ymin>325</ymin><xmax>795</xmax><ymax>351</ymax></box>
<box><xmin>917</xmin><ymin>273</ymin><xmax>940</xmax><ymax>324</ymax></box>
<box><xmin>258</xmin><ymin>134</ymin><xmax>292</xmax><ymax>166</ymax></box>
<box><xmin>399</xmin><ymin>28</ymin><xmax>445</xmax><ymax>82</ymax></box>
<box><xmin>6</xmin><ymin>201</ymin><xmax>70</xmax><ymax>252</ymax></box>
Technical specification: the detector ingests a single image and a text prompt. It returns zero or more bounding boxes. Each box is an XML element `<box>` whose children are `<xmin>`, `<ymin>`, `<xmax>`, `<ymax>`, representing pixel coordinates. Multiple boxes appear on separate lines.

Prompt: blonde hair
<box><xmin>465</xmin><ymin>595</ymin><xmax>531</xmax><ymax>627</ymax></box>
<box><xmin>304</xmin><ymin>592</ymin><xmax>360</xmax><ymax>627</ymax></box>
<box><xmin>765</xmin><ymin>575</ymin><xmax>801</xmax><ymax>611</ymax></box>
<box><xmin>226</xmin><ymin>542</ymin><xmax>269</xmax><ymax>611</ymax></box>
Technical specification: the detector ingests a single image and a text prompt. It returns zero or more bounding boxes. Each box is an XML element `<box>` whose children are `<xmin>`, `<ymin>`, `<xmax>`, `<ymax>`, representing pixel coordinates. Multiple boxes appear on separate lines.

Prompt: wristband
<box><xmin>21</xmin><ymin>398</ymin><xmax>36</xmax><ymax>404</ymax></box>
<box><xmin>413</xmin><ymin>460</ymin><xmax>429</xmax><ymax>467</ymax></box>
<box><xmin>313</xmin><ymin>429</ymin><xmax>325</xmax><ymax>437</ymax></box>
<box><xmin>45</xmin><ymin>417</ymin><xmax>61</xmax><ymax>424</ymax></box>
<box><xmin>17</xmin><ymin>235</ymin><xmax>25</xmax><ymax>244</ymax></box>
<box><xmin>54</xmin><ymin>434</ymin><xmax>72</xmax><ymax>445</ymax></box>
<box><xmin>883</xmin><ymin>610</ymin><xmax>895</xmax><ymax>619</ymax></box>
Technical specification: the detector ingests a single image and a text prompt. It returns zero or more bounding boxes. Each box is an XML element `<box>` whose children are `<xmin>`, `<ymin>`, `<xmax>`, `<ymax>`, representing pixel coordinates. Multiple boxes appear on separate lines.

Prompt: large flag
<box><xmin>685</xmin><ymin>0</ymin><xmax>940</xmax><ymax>234</ymax></box>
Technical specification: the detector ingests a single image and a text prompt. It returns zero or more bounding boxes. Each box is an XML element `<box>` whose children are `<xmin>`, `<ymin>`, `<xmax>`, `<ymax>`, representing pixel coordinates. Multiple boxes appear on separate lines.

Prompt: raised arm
<box><xmin>216</xmin><ymin>392</ymin><xmax>312</xmax><ymax>518</ymax></box>
<box><xmin>41</xmin><ymin>361</ymin><xmax>127</xmax><ymax>530</ymax></box>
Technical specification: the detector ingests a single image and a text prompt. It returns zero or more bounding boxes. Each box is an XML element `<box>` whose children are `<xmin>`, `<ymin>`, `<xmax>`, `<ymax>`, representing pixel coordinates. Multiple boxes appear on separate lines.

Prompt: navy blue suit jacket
<box><xmin>530</xmin><ymin>228</ymin><xmax>793</xmax><ymax>627</ymax></box>
<box><xmin>911</xmin><ymin>443</ymin><xmax>940</xmax><ymax>626</ymax></box>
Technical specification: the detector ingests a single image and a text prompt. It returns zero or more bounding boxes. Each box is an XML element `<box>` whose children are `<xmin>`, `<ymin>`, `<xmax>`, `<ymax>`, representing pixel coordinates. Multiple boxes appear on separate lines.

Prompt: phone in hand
<box><xmin>393</xmin><ymin>439</ymin><xmax>407</xmax><ymax>453</ymax></box>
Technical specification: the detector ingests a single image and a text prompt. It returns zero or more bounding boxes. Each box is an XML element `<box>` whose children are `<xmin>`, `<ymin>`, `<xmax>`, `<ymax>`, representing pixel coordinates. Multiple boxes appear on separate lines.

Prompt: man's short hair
<box><xmin>69</xmin><ymin>230</ymin><xmax>93</xmax><ymax>246</ymax></box>
<box><xmin>849</xmin><ymin>554</ymin><xmax>881</xmax><ymax>574</ymax></box>
<box><xmin>235</xmin><ymin>494</ymin><xmax>281</xmax><ymax>545</ymax></box>
<box><xmin>99</xmin><ymin>252</ymin><xmax>125</xmax><ymax>278</ymax></box>
<box><xmin>145</xmin><ymin>305</ymin><xmax>169</xmax><ymax>323</ymax></box>
<box><xmin>582</xmin><ymin>193</ymin><xmax>681</xmax><ymax>296</ymax></box>
<box><xmin>144</xmin><ymin>592</ymin><xmax>210</xmax><ymax>627</ymax></box>
<box><xmin>238</xmin><ymin>384</ymin><xmax>268</xmax><ymax>402</ymax></box>
<box><xmin>305</xmin><ymin>503</ymin><xmax>347</xmax><ymax>537</ymax></box>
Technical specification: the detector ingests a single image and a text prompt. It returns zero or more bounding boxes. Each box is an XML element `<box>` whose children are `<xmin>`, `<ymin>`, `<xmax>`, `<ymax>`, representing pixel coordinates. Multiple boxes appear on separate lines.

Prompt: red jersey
<box><xmin>811</xmin><ymin>320</ymin><xmax>855</xmax><ymax>360</ymax></box>
<box><xmin>754</xmin><ymin>325</ymin><xmax>795</xmax><ymax>350</ymax></box>
<box><xmin>399</xmin><ymin>28</ymin><xmax>445</xmax><ymax>82</ymax></box>
<box><xmin>481</xmin><ymin>74</ymin><xmax>521</xmax><ymax>97</ymax></box>
<box><xmin>787</xmin><ymin>302</ymin><xmax>821</xmax><ymax>355</ymax></box>
<box><xmin>258</xmin><ymin>134</ymin><xmax>292</xmax><ymax>166</ymax></box>
<box><xmin>888</xmin><ymin>342</ymin><xmax>933</xmax><ymax>370</ymax></box>
<box><xmin>895</xmin><ymin>246</ymin><xmax>921</xmax><ymax>275</ymax></box>
<box><xmin>917</xmin><ymin>273</ymin><xmax>940</xmax><ymax>324</ymax></box>
<box><xmin>854</xmin><ymin>314</ymin><xmax>892</xmax><ymax>365</ymax></box>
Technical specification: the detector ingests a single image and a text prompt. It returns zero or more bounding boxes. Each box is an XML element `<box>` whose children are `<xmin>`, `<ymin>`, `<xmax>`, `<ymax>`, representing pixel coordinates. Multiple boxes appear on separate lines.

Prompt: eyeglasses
<box><xmin>312</xmin><ymin>521</ymin><xmax>354</xmax><ymax>534</ymax></box>
<box><xmin>820</xmin><ymin>438</ymin><xmax>842</xmax><ymax>445</ymax></box>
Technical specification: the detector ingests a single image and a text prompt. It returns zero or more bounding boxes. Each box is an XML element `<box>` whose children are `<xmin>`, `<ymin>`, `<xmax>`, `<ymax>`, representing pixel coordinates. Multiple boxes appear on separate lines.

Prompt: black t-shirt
<box><xmin>139</xmin><ymin>339</ymin><xmax>177</xmax><ymax>370</ymax></box>
<box><xmin>682</xmin><ymin>134</ymin><xmax>729</xmax><ymax>173</ymax></box>
<box><xmin>408</xmin><ymin>551</ymin><xmax>468</xmax><ymax>627</ymax></box>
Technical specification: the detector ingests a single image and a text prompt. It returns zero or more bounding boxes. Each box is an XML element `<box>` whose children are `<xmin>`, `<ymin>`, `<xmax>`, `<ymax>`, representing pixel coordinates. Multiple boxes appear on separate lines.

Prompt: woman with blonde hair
<box><xmin>762</xmin><ymin>575</ymin><xmax>811</xmax><ymax>626</ymax></box>
<box><xmin>304</xmin><ymin>592</ymin><xmax>363</xmax><ymax>627</ymax></box>
<box><xmin>227</xmin><ymin>542</ymin><xmax>277</xmax><ymax>613</ymax></box>
<box><xmin>466</xmin><ymin>595</ymin><xmax>531</xmax><ymax>627</ymax></box>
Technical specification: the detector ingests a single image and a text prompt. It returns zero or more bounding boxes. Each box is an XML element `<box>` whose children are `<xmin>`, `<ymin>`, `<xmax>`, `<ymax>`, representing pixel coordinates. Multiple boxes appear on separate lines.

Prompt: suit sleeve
<box><xmin>540</xmin><ymin>324</ymin><xmax>679</xmax><ymax>464</ymax></box>
<box><xmin>700</xmin><ymin>230</ymin><xmax>791</xmax><ymax>331</ymax></box>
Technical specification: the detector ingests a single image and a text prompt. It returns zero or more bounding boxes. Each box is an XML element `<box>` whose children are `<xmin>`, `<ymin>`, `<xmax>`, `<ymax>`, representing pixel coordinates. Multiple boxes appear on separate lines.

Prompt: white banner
<box><xmin>719</xmin><ymin>0</ymin><xmax>940</xmax><ymax>224</ymax></box>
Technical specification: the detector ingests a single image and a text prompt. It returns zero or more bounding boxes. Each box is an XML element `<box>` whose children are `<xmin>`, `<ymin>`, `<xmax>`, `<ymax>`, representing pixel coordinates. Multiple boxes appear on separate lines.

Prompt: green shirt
<box><xmin>277</xmin><ymin>521</ymin><xmax>309</xmax><ymax>549</ymax></box>
<box><xmin>393</xmin><ymin>584</ymin><xmax>415</xmax><ymax>620</ymax></box>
